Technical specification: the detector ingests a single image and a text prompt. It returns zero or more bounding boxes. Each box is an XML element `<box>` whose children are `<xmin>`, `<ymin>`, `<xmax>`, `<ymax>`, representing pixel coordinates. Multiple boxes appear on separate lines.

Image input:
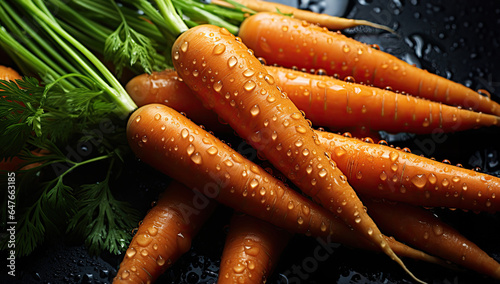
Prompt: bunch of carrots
<box><xmin>1</xmin><ymin>0</ymin><xmax>499</xmax><ymax>283</ymax></box>
<box><xmin>116</xmin><ymin>3</ymin><xmax>500</xmax><ymax>284</ymax></box>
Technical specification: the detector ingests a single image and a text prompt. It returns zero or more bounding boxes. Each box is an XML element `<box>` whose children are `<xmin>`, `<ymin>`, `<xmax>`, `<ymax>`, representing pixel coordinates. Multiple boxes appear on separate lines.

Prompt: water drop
<box><xmin>250</xmin><ymin>179</ymin><xmax>259</xmax><ymax>189</ymax></box>
<box><xmin>389</xmin><ymin>151</ymin><xmax>399</xmax><ymax>162</ymax></box>
<box><xmin>191</xmin><ymin>152</ymin><xmax>202</xmax><ymax>164</ymax></box>
<box><xmin>296</xmin><ymin>125</ymin><xmax>307</xmax><ymax>133</ymax></box>
<box><xmin>126</xmin><ymin>248</ymin><xmax>136</xmax><ymax>258</ymax></box>
<box><xmin>295</xmin><ymin>139</ymin><xmax>304</xmax><ymax>147</ymax></box>
<box><xmin>297</xmin><ymin>216</ymin><xmax>304</xmax><ymax>225</ymax></box>
<box><xmin>207</xmin><ymin>146</ymin><xmax>218</xmax><ymax>155</ymax></box>
<box><xmin>411</xmin><ymin>174</ymin><xmax>427</xmax><ymax>189</ymax></box>
<box><xmin>318</xmin><ymin>169</ymin><xmax>327</xmax><ymax>178</ymax></box>
<box><xmin>156</xmin><ymin>255</ymin><xmax>166</xmax><ymax>266</ymax></box>
<box><xmin>228</xmin><ymin>56</ymin><xmax>238</xmax><ymax>68</ymax></box>
<box><xmin>250</xmin><ymin>104</ymin><xmax>260</xmax><ymax>116</ymax></box>
<box><xmin>181</xmin><ymin>128</ymin><xmax>189</xmax><ymax>139</ymax></box>
<box><xmin>243</xmin><ymin>69</ymin><xmax>255</xmax><ymax>77</ymax></box>
<box><xmin>380</xmin><ymin>171</ymin><xmax>388</xmax><ymax>181</ymax></box>
<box><xmin>180</xmin><ymin>41</ymin><xmax>188</xmax><ymax>52</ymax></box>
<box><xmin>302</xmin><ymin>148</ymin><xmax>310</xmax><ymax>156</ymax></box>
<box><xmin>154</xmin><ymin>113</ymin><xmax>161</xmax><ymax>120</ymax></box>
<box><xmin>186</xmin><ymin>144</ymin><xmax>195</xmax><ymax>155</ymax></box>
<box><xmin>136</xmin><ymin>234</ymin><xmax>152</xmax><ymax>247</ymax></box>
<box><xmin>213</xmin><ymin>43</ymin><xmax>226</xmax><ymax>55</ymax></box>
<box><xmin>213</xmin><ymin>81</ymin><xmax>223</xmax><ymax>92</ymax></box>
<box><xmin>244</xmin><ymin>80</ymin><xmax>256</xmax><ymax>91</ymax></box>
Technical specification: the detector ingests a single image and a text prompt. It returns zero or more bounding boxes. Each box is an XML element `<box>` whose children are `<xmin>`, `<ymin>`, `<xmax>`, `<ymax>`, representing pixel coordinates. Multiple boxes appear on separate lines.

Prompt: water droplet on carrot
<box><xmin>180</xmin><ymin>41</ymin><xmax>188</xmax><ymax>52</ymax></box>
<box><xmin>243</xmin><ymin>69</ymin><xmax>255</xmax><ymax>77</ymax></box>
<box><xmin>356</xmin><ymin>171</ymin><xmax>363</xmax><ymax>179</ymax></box>
<box><xmin>250</xmin><ymin>179</ymin><xmax>259</xmax><ymax>189</ymax></box>
<box><xmin>291</xmin><ymin>112</ymin><xmax>302</xmax><ymax>120</ymax></box>
<box><xmin>411</xmin><ymin>174</ymin><xmax>427</xmax><ymax>189</ymax></box>
<box><xmin>296</xmin><ymin>125</ymin><xmax>307</xmax><ymax>133</ymax></box>
<box><xmin>428</xmin><ymin>173</ymin><xmax>437</xmax><ymax>184</ymax></box>
<box><xmin>126</xmin><ymin>248</ymin><xmax>136</xmax><ymax>258</ymax></box>
<box><xmin>152</xmin><ymin>243</ymin><xmax>159</xmax><ymax>250</ymax></box>
<box><xmin>380</xmin><ymin>171</ymin><xmax>388</xmax><ymax>181</ymax></box>
<box><xmin>156</xmin><ymin>255</ymin><xmax>166</xmax><ymax>266</ymax></box>
<box><xmin>136</xmin><ymin>234</ymin><xmax>152</xmax><ymax>246</ymax></box>
<box><xmin>154</xmin><ymin>113</ymin><xmax>161</xmax><ymax>121</ymax></box>
<box><xmin>389</xmin><ymin>151</ymin><xmax>399</xmax><ymax>162</ymax></box>
<box><xmin>441</xmin><ymin>178</ymin><xmax>450</xmax><ymax>187</ymax></box>
<box><xmin>228</xmin><ymin>56</ymin><xmax>238</xmax><ymax>68</ymax></box>
<box><xmin>294</xmin><ymin>139</ymin><xmax>303</xmax><ymax>147</ymax></box>
<box><xmin>173</xmin><ymin>51</ymin><xmax>180</xmax><ymax>60</ymax></box>
<box><xmin>186</xmin><ymin>144</ymin><xmax>195</xmax><ymax>155</ymax></box>
<box><xmin>181</xmin><ymin>128</ymin><xmax>189</xmax><ymax>139</ymax></box>
<box><xmin>452</xmin><ymin>176</ymin><xmax>460</xmax><ymax>183</ymax></box>
<box><xmin>140</xmin><ymin>249</ymin><xmax>148</xmax><ymax>257</ymax></box>
<box><xmin>207</xmin><ymin>146</ymin><xmax>218</xmax><ymax>155</ymax></box>
<box><xmin>250</xmin><ymin>104</ymin><xmax>260</xmax><ymax>116</ymax></box>
<box><xmin>281</xmin><ymin>25</ymin><xmax>288</xmax><ymax>32</ymax></box>
<box><xmin>264</xmin><ymin>75</ymin><xmax>275</xmax><ymax>85</ymax></box>
<box><xmin>318</xmin><ymin>169</ymin><xmax>327</xmax><ymax>178</ymax></box>
<box><xmin>367</xmin><ymin>227</ymin><xmax>373</xmax><ymax>235</ymax></box>
<box><xmin>121</xmin><ymin>271</ymin><xmax>130</xmax><ymax>279</ymax></box>
<box><xmin>343</xmin><ymin>44</ymin><xmax>350</xmax><ymax>53</ymax></box>
<box><xmin>271</xmin><ymin>131</ymin><xmax>278</xmax><ymax>141</ymax></box>
<box><xmin>287</xmin><ymin>201</ymin><xmax>294</xmax><ymax>210</ymax></box>
<box><xmin>302</xmin><ymin>148</ymin><xmax>310</xmax><ymax>156</ymax></box>
<box><xmin>191</xmin><ymin>152</ymin><xmax>202</xmax><ymax>164</ymax></box>
<box><xmin>244</xmin><ymin>80</ymin><xmax>256</xmax><ymax>91</ymax></box>
<box><xmin>148</xmin><ymin>226</ymin><xmax>158</xmax><ymax>236</ymax></box>
<box><xmin>311</xmin><ymin>179</ymin><xmax>317</xmax><ymax>185</ymax></box>
<box><xmin>213</xmin><ymin>43</ymin><xmax>226</xmax><ymax>55</ymax></box>
<box><xmin>334</xmin><ymin>147</ymin><xmax>347</xmax><ymax>157</ymax></box>
<box><xmin>213</xmin><ymin>81</ymin><xmax>223</xmax><ymax>92</ymax></box>
<box><xmin>432</xmin><ymin>224</ymin><xmax>444</xmax><ymax>236</ymax></box>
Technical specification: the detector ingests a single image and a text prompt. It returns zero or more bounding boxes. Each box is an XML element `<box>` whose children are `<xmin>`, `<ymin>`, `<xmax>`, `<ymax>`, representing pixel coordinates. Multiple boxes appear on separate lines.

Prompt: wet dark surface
<box><xmin>4</xmin><ymin>0</ymin><xmax>500</xmax><ymax>283</ymax></box>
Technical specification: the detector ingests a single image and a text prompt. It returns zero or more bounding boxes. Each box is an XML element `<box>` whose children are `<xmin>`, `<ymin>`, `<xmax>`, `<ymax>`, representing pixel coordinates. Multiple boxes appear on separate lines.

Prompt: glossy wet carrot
<box><xmin>128</xmin><ymin>101</ymin><xmax>425</xmax><ymax>283</ymax></box>
<box><xmin>316</xmin><ymin>130</ymin><xmax>500</xmax><ymax>213</ymax></box>
<box><xmin>171</xmin><ymin>24</ymin><xmax>430</xmax><ymax>282</ymax></box>
<box><xmin>238</xmin><ymin>12</ymin><xmax>500</xmax><ymax>116</ymax></box>
<box><xmin>113</xmin><ymin>181</ymin><xmax>218</xmax><ymax>284</ymax></box>
<box><xmin>211</xmin><ymin>0</ymin><xmax>394</xmax><ymax>32</ymax></box>
<box><xmin>127</xmin><ymin>103</ymin><xmax>448</xmax><ymax>271</ymax></box>
<box><xmin>218</xmin><ymin>213</ymin><xmax>291</xmax><ymax>284</ymax></box>
<box><xmin>127</xmin><ymin>68</ymin><xmax>500</xmax><ymax>134</ymax></box>
<box><xmin>125</xmin><ymin>69</ymin><xmax>229</xmax><ymax>132</ymax></box>
<box><xmin>363</xmin><ymin>198</ymin><xmax>500</xmax><ymax>279</ymax></box>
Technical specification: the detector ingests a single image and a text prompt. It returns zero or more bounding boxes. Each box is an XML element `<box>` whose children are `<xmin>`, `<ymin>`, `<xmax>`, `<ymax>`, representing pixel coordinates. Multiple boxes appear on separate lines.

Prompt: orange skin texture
<box><xmin>238</xmin><ymin>12</ymin><xmax>500</xmax><ymax>116</ymax></box>
<box><xmin>218</xmin><ymin>214</ymin><xmax>291</xmax><ymax>284</ymax></box>
<box><xmin>316</xmin><ymin>130</ymin><xmax>500</xmax><ymax>212</ymax></box>
<box><xmin>126</xmin><ymin>104</ymin><xmax>442</xmax><ymax>266</ymax></box>
<box><xmin>114</xmin><ymin>181</ymin><xmax>217</xmax><ymax>284</ymax></box>
<box><xmin>126</xmin><ymin>67</ymin><xmax>499</xmax><ymax>136</ymax></box>
<box><xmin>169</xmin><ymin>24</ymin><xmax>408</xmax><ymax>273</ymax></box>
<box><xmin>364</xmin><ymin>198</ymin><xmax>500</xmax><ymax>279</ymax></box>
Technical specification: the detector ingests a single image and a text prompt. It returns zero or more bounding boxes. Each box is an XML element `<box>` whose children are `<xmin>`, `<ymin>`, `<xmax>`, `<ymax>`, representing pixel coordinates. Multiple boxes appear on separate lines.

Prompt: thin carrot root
<box><xmin>214</xmin><ymin>0</ymin><xmax>396</xmax><ymax>33</ymax></box>
<box><xmin>238</xmin><ymin>12</ymin><xmax>500</xmax><ymax>116</ymax></box>
<box><xmin>364</xmin><ymin>198</ymin><xmax>500</xmax><ymax>280</ymax></box>
<box><xmin>170</xmin><ymin>24</ymin><xmax>423</xmax><ymax>283</ymax></box>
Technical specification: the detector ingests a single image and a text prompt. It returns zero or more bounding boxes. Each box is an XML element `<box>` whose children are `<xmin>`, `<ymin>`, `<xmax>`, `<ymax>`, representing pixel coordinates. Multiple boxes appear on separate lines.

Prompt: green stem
<box><xmin>154</xmin><ymin>0</ymin><xmax>189</xmax><ymax>36</ymax></box>
<box><xmin>18</xmin><ymin>0</ymin><xmax>137</xmax><ymax>115</ymax></box>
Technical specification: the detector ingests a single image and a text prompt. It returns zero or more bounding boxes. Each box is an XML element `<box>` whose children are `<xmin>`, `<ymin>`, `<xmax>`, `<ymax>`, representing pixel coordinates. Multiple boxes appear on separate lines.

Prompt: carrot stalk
<box><xmin>212</xmin><ymin>0</ymin><xmax>395</xmax><ymax>33</ymax></box>
<box><xmin>126</xmin><ymin>67</ymin><xmax>500</xmax><ymax>134</ymax></box>
<box><xmin>363</xmin><ymin>198</ymin><xmax>500</xmax><ymax>279</ymax></box>
<box><xmin>113</xmin><ymin>181</ymin><xmax>218</xmax><ymax>283</ymax></box>
<box><xmin>238</xmin><ymin>12</ymin><xmax>500</xmax><ymax>116</ymax></box>
<box><xmin>316</xmin><ymin>130</ymin><xmax>500</xmax><ymax>212</ymax></box>
<box><xmin>218</xmin><ymin>213</ymin><xmax>292</xmax><ymax>284</ymax></box>
<box><xmin>127</xmin><ymin>103</ymin><xmax>447</xmax><ymax>271</ymax></box>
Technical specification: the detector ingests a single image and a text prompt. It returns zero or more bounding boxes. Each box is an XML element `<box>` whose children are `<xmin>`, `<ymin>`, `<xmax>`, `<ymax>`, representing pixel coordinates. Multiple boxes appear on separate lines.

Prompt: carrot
<box><xmin>127</xmin><ymin>103</ymin><xmax>429</xmax><ymax>282</ymax></box>
<box><xmin>125</xmin><ymin>69</ymin><xmax>230</xmax><ymax>132</ymax></box>
<box><xmin>363</xmin><ymin>198</ymin><xmax>500</xmax><ymax>279</ymax></box>
<box><xmin>211</xmin><ymin>0</ymin><xmax>395</xmax><ymax>33</ymax></box>
<box><xmin>218</xmin><ymin>213</ymin><xmax>292</xmax><ymax>284</ymax></box>
<box><xmin>267</xmin><ymin>66</ymin><xmax>500</xmax><ymax>134</ymax></box>
<box><xmin>238</xmin><ymin>12</ymin><xmax>500</xmax><ymax>116</ymax></box>
<box><xmin>127</xmin><ymin>67</ymin><xmax>499</xmax><ymax>135</ymax></box>
<box><xmin>113</xmin><ymin>180</ymin><xmax>218</xmax><ymax>284</ymax></box>
<box><xmin>0</xmin><ymin>65</ymin><xmax>21</xmax><ymax>82</ymax></box>
<box><xmin>315</xmin><ymin>130</ymin><xmax>500</xmax><ymax>213</ymax></box>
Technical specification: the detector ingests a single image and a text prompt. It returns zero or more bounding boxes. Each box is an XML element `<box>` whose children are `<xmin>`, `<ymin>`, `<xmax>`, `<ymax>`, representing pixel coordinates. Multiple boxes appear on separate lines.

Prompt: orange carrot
<box><xmin>316</xmin><ymin>130</ymin><xmax>500</xmax><ymax>213</ymax></box>
<box><xmin>238</xmin><ymin>12</ymin><xmax>500</xmax><ymax>116</ymax></box>
<box><xmin>113</xmin><ymin>181</ymin><xmax>218</xmax><ymax>284</ymax></box>
<box><xmin>127</xmin><ymin>103</ymin><xmax>428</xmax><ymax>282</ymax></box>
<box><xmin>267</xmin><ymin>66</ymin><xmax>500</xmax><ymax>134</ymax></box>
<box><xmin>211</xmin><ymin>0</ymin><xmax>395</xmax><ymax>32</ymax></box>
<box><xmin>127</xmin><ymin>67</ymin><xmax>500</xmax><ymax>134</ymax></box>
<box><xmin>125</xmin><ymin>69</ymin><xmax>229</xmax><ymax>132</ymax></box>
<box><xmin>0</xmin><ymin>65</ymin><xmax>21</xmax><ymax>82</ymax></box>
<box><xmin>218</xmin><ymin>213</ymin><xmax>292</xmax><ymax>284</ymax></box>
<box><xmin>363</xmin><ymin>198</ymin><xmax>500</xmax><ymax>279</ymax></box>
